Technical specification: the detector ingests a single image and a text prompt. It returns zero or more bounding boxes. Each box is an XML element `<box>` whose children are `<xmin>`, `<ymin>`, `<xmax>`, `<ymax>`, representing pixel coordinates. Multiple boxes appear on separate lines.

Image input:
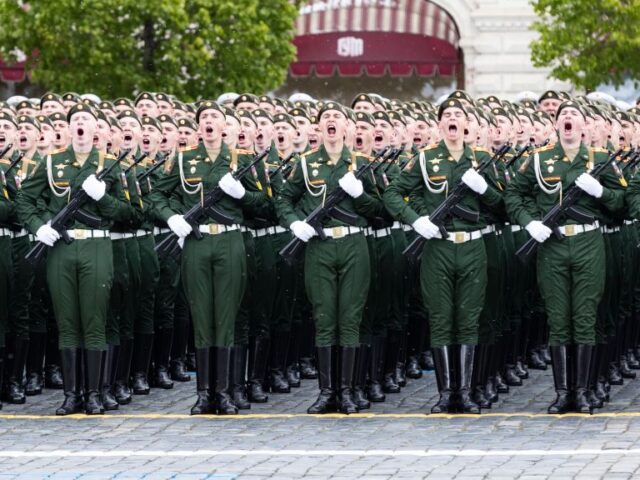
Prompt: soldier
<box><xmin>149</xmin><ymin>100</ymin><xmax>266</xmax><ymax>415</ymax></box>
<box><xmin>135</xmin><ymin>92</ymin><xmax>159</xmax><ymax>118</ymax></box>
<box><xmin>16</xmin><ymin>103</ymin><xmax>132</xmax><ymax>415</ymax></box>
<box><xmin>504</xmin><ymin>100</ymin><xmax>624</xmax><ymax>414</ymax></box>
<box><xmin>131</xmin><ymin>116</ymin><xmax>162</xmax><ymax>393</ymax></box>
<box><xmin>275</xmin><ymin>102</ymin><xmax>381</xmax><ymax>414</ymax></box>
<box><xmin>384</xmin><ymin>98</ymin><xmax>503</xmax><ymax>414</ymax></box>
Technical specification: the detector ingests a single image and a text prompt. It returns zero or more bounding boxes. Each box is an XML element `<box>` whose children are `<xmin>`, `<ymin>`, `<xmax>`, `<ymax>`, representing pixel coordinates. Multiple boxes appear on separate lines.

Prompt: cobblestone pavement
<box><xmin>3</xmin><ymin>369</ymin><xmax>640</xmax><ymax>479</ymax></box>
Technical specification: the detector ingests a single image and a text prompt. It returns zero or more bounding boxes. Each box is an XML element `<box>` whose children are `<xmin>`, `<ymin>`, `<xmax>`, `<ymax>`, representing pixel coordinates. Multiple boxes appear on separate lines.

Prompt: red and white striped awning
<box><xmin>292</xmin><ymin>0</ymin><xmax>461</xmax><ymax>78</ymax></box>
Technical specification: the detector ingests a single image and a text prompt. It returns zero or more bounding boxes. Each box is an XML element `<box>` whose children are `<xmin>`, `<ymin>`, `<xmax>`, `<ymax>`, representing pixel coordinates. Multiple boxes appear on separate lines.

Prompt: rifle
<box><xmin>382</xmin><ymin>147</ymin><xmax>405</xmax><ymax>173</ymax></box>
<box><xmin>621</xmin><ymin>149</ymin><xmax>640</xmax><ymax>173</ymax></box>
<box><xmin>515</xmin><ymin>148</ymin><xmax>624</xmax><ymax>262</ymax></box>
<box><xmin>504</xmin><ymin>143</ymin><xmax>533</xmax><ymax>170</ymax></box>
<box><xmin>154</xmin><ymin>147</ymin><xmax>270</xmax><ymax>258</ymax></box>
<box><xmin>25</xmin><ymin>149</ymin><xmax>130</xmax><ymax>264</ymax></box>
<box><xmin>123</xmin><ymin>152</ymin><xmax>149</xmax><ymax>175</ymax></box>
<box><xmin>0</xmin><ymin>149</ymin><xmax>24</xmax><ymax>195</ymax></box>
<box><xmin>402</xmin><ymin>143</ymin><xmax>512</xmax><ymax>262</ymax></box>
<box><xmin>268</xmin><ymin>152</ymin><xmax>296</xmax><ymax>179</ymax></box>
<box><xmin>278</xmin><ymin>147</ymin><xmax>396</xmax><ymax>264</ymax></box>
<box><xmin>136</xmin><ymin>153</ymin><xmax>169</xmax><ymax>184</ymax></box>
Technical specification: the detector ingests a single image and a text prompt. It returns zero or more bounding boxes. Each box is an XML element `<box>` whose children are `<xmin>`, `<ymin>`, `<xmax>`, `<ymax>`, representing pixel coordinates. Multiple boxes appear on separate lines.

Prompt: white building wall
<box><xmin>431</xmin><ymin>0</ymin><xmax>571</xmax><ymax>100</ymax></box>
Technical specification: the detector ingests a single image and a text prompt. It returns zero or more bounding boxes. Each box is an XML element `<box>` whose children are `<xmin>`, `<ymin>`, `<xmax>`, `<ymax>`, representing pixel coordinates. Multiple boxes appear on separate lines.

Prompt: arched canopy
<box><xmin>292</xmin><ymin>0</ymin><xmax>461</xmax><ymax>78</ymax></box>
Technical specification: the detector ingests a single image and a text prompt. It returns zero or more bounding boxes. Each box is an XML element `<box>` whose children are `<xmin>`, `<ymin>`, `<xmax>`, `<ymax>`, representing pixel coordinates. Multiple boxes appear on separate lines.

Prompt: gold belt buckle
<box><xmin>564</xmin><ymin>225</ymin><xmax>575</xmax><ymax>236</ymax></box>
<box><xmin>454</xmin><ymin>232</ymin><xmax>466</xmax><ymax>244</ymax></box>
<box><xmin>208</xmin><ymin>224</ymin><xmax>219</xmax><ymax>235</ymax></box>
<box><xmin>332</xmin><ymin>226</ymin><xmax>344</xmax><ymax>239</ymax></box>
<box><xmin>74</xmin><ymin>229</ymin><xmax>86</xmax><ymax>240</ymax></box>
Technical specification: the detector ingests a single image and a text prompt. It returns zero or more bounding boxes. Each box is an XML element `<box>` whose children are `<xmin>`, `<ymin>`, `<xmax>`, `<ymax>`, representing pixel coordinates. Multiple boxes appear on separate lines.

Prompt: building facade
<box><xmin>275</xmin><ymin>0</ymin><xmax>570</xmax><ymax>102</ymax></box>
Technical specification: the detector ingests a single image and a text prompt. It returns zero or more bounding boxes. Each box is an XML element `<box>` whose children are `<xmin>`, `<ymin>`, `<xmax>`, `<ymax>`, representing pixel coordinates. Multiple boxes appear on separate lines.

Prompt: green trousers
<box><xmin>182</xmin><ymin>231</ymin><xmax>246</xmax><ymax>348</ymax></box>
<box><xmin>235</xmin><ymin>231</ymin><xmax>255</xmax><ymax>345</ymax></box>
<box><xmin>107</xmin><ymin>240</ymin><xmax>128</xmax><ymax>345</ymax></box>
<box><xmin>136</xmin><ymin>234</ymin><xmax>160</xmax><ymax>335</ymax></box>
<box><xmin>374</xmin><ymin>235</ymin><xmax>394</xmax><ymax>332</ymax></box>
<box><xmin>420</xmin><ymin>237</ymin><xmax>487</xmax><ymax>347</ymax></box>
<box><xmin>389</xmin><ymin>228</ymin><xmax>409</xmax><ymax>332</ymax></box>
<box><xmin>479</xmin><ymin>231</ymin><xmax>502</xmax><ymax>345</ymax></box>
<box><xmin>537</xmin><ymin>230</ymin><xmax>605</xmax><ymax>346</ymax></box>
<box><xmin>154</xmin><ymin>233</ymin><xmax>181</xmax><ymax>330</ymax></box>
<box><xmin>271</xmin><ymin>232</ymin><xmax>298</xmax><ymax>333</ymax></box>
<box><xmin>252</xmin><ymin>234</ymin><xmax>277</xmax><ymax>334</ymax></box>
<box><xmin>360</xmin><ymin>235</ymin><xmax>378</xmax><ymax>337</ymax></box>
<box><xmin>304</xmin><ymin>233</ymin><xmax>370</xmax><ymax>347</ymax></box>
<box><xmin>29</xmin><ymin>256</ymin><xmax>50</xmax><ymax>334</ymax></box>
<box><xmin>46</xmin><ymin>238</ymin><xmax>113</xmax><ymax>350</ymax></box>
<box><xmin>9</xmin><ymin>236</ymin><xmax>34</xmax><ymax>339</ymax></box>
<box><xmin>597</xmin><ymin>232</ymin><xmax>619</xmax><ymax>342</ymax></box>
<box><xmin>0</xmin><ymin>236</ymin><xmax>11</xmax><ymax>348</ymax></box>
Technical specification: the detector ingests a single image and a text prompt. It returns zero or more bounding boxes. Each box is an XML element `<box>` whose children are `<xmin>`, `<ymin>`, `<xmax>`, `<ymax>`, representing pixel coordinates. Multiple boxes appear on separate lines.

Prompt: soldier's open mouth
<box><xmin>374</xmin><ymin>135</ymin><xmax>383</xmax><ymax>142</ymax></box>
<box><xmin>356</xmin><ymin>137</ymin><xmax>363</xmax><ymax>147</ymax></box>
<box><xmin>161</xmin><ymin>138</ymin><xmax>167</xmax><ymax>145</ymax></box>
<box><xmin>221</xmin><ymin>132</ymin><xmax>227</xmax><ymax>138</ymax></box>
<box><xmin>277</xmin><ymin>135</ymin><xmax>284</xmax><ymax>143</ymax></box>
<box><xmin>238</xmin><ymin>133</ymin><xmax>245</xmax><ymax>142</ymax></box>
<box><xmin>530</xmin><ymin>136</ymin><xmax>536</xmax><ymax>144</ymax></box>
<box><xmin>178</xmin><ymin>141</ymin><xmax>186</xmax><ymax>148</ymax></box>
<box><xmin>142</xmin><ymin>139</ymin><xmax>150</xmax><ymax>146</ymax></box>
<box><xmin>327</xmin><ymin>126</ymin><xmax>336</xmax><ymax>135</ymax></box>
<box><xmin>564</xmin><ymin>122</ymin><xmax>572</xmax><ymax>133</ymax></box>
<box><xmin>309</xmin><ymin>137</ymin><xmax>318</xmax><ymax>147</ymax></box>
<box><xmin>107</xmin><ymin>142</ymin><xmax>112</xmax><ymax>151</ymax></box>
<box><xmin>77</xmin><ymin>128</ymin><xmax>84</xmax><ymax>137</ymax></box>
<box><xmin>124</xmin><ymin>134</ymin><xmax>132</xmax><ymax>142</ymax></box>
<box><xmin>92</xmin><ymin>135</ymin><xmax>99</xmax><ymax>145</ymax></box>
<box><xmin>448</xmin><ymin>125</ymin><xmax>457</xmax><ymax>134</ymax></box>
<box><xmin>620</xmin><ymin>136</ymin><xmax>625</xmax><ymax>144</ymax></box>
<box><xmin>464</xmin><ymin>129</ymin><xmax>469</xmax><ymax>136</ymax></box>
<box><xmin>55</xmin><ymin>134</ymin><xmax>61</xmax><ymax>141</ymax></box>
<box><xmin>19</xmin><ymin>136</ymin><xmax>27</xmax><ymax>145</ymax></box>
<box><xmin>413</xmin><ymin>136</ymin><xmax>421</xmax><ymax>144</ymax></box>
<box><xmin>205</xmin><ymin>127</ymin><xmax>213</xmax><ymax>134</ymax></box>
<box><xmin>257</xmin><ymin>133</ymin><xmax>264</xmax><ymax>141</ymax></box>
<box><xmin>39</xmin><ymin>135</ymin><xmax>45</xmax><ymax>142</ymax></box>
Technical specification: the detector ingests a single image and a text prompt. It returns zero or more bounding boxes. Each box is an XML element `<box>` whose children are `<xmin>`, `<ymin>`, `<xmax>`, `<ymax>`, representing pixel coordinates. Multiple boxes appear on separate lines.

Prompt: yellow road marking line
<box><xmin>1</xmin><ymin>412</ymin><xmax>640</xmax><ymax>420</ymax></box>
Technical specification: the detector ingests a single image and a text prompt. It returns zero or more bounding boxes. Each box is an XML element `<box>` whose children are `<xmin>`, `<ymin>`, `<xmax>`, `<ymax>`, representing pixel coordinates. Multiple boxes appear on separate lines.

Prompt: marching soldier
<box><xmin>275</xmin><ymin>102</ymin><xmax>381</xmax><ymax>414</ymax></box>
<box><xmin>149</xmin><ymin>101</ymin><xmax>266</xmax><ymax>415</ymax></box>
<box><xmin>504</xmin><ymin>100</ymin><xmax>625</xmax><ymax>414</ymax></box>
<box><xmin>384</xmin><ymin>98</ymin><xmax>503</xmax><ymax>414</ymax></box>
<box><xmin>16</xmin><ymin>103</ymin><xmax>133</xmax><ymax>415</ymax></box>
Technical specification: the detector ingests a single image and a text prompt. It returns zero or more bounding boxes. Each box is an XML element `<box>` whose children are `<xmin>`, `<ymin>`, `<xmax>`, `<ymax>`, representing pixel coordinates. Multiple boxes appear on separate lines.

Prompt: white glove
<box><xmin>338</xmin><ymin>172</ymin><xmax>364</xmax><ymax>198</ymax></box>
<box><xmin>219</xmin><ymin>172</ymin><xmax>246</xmax><ymax>199</ymax></box>
<box><xmin>36</xmin><ymin>223</ymin><xmax>60</xmax><ymax>247</ymax></box>
<box><xmin>461</xmin><ymin>168</ymin><xmax>488</xmax><ymax>195</ymax></box>
<box><xmin>167</xmin><ymin>214</ymin><xmax>192</xmax><ymax>238</ymax></box>
<box><xmin>575</xmin><ymin>173</ymin><xmax>603</xmax><ymax>199</ymax></box>
<box><xmin>290</xmin><ymin>220</ymin><xmax>317</xmax><ymax>242</ymax></box>
<box><xmin>412</xmin><ymin>216</ymin><xmax>441</xmax><ymax>240</ymax></box>
<box><xmin>525</xmin><ymin>220</ymin><xmax>552</xmax><ymax>243</ymax></box>
<box><xmin>82</xmin><ymin>174</ymin><xmax>106</xmax><ymax>201</ymax></box>
<box><xmin>178</xmin><ymin>237</ymin><xmax>185</xmax><ymax>249</ymax></box>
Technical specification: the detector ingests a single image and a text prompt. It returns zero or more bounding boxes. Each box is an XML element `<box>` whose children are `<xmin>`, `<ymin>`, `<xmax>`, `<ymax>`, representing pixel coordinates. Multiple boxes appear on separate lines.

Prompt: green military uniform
<box><xmin>504</xmin><ymin>142</ymin><xmax>624</xmax><ymax>346</ymax></box>
<box><xmin>275</xmin><ymin>145</ymin><xmax>381</xmax><ymax>348</ymax></box>
<box><xmin>108</xmin><ymin>150</ymin><xmax>145</xmax><ymax>405</ymax></box>
<box><xmin>17</xmin><ymin>146</ymin><xmax>132</xmax><ymax>350</ymax></box>
<box><xmin>504</xmin><ymin>137</ymin><xmax>625</xmax><ymax>414</ymax></box>
<box><xmin>384</xmin><ymin>140</ymin><xmax>502</xmax><ymax>347</ymax></box>
<box><xmin>16</xmin><ymin>138</ymin><xmax>134</xmax><ymax>416</ymax></box>
<box><xmin>7</xmin><ymin>151</ymin><xmax>43</xmax><ymax>403</ymax></box>
<box><xmin>149</xmin><ymin>138</ymin><xmax>266</xmax><ymax>416</ymax></box>
<box><xmin>150</xmin><ymin>141</ymin><xmax>265</xmax><ymax>349</ymax></box>
<box><xmin>275</xmin><ymin>140</ymin><xmax>381</xmax><ymax>415</ymax></box>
